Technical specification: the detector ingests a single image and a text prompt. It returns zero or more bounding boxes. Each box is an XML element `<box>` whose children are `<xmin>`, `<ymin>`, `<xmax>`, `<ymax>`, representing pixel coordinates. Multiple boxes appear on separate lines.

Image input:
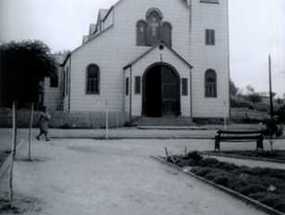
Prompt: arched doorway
<box><xmin>143</xmin><ymin>63</ymin><xmax>181</xmax><ymax>117</ymax></box>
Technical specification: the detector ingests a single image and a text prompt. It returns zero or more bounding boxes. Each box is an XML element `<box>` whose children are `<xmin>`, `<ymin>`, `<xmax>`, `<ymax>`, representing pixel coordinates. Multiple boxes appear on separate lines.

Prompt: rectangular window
<box><xmin>182</xmin><ymin>78</ymin><xmax>188</xmax><ymax>96</ymax></box>
<box><xmin>125</xmin><ymin>77</ymin><xmax>129</xmax><ymax>96</ymax></box>
<box><xmin>205</xmin><ymin>83</ymin><xmax>217</xmax><ymax>97</ymax></box>
<box><xmin>86</xmin><ymin>73</ymin><xmax>99</xmax><ymax>94</ymax></box>
<box><xmin>206</xmin><ymin>29</ymin><xmax>215</xmax><ymax>45</ymax></box>
<box><xmin>135</xmin><ymin>76</ymin><xmax>141</xmax><ymax>94</ymax></box>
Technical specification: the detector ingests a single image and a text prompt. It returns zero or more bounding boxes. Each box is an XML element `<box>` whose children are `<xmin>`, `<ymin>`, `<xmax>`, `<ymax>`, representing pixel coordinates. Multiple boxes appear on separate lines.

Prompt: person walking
<box><xmin>36</xmin><ymin>106</ymin><xmax>51</xmax><ymax>141</ymax></box>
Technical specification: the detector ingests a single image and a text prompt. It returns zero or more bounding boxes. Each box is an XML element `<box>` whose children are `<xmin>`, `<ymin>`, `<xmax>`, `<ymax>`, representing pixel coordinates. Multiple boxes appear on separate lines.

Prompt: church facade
<box><xmin>49</xmin><ymin>0</ymin><xmax>230</xmax><ymax>123</ymax></box>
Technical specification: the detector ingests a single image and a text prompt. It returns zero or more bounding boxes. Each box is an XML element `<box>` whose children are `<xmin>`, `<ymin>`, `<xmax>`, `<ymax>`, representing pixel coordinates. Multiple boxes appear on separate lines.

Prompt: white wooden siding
<box><xmin>129</xmin><ymin>46</ymin><xmax>191</xmax><ymax>117</ymax></box>
<box><xmin>67</xmin><ymin>0</ymin><xmax>229</xmax><ymax>119</ymax></box>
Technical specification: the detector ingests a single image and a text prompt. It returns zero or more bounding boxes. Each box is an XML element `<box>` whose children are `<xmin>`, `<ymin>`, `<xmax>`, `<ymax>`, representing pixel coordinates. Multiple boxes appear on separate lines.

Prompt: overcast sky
<box><xmin>0</xmin><ymin>0</ymin><xmax>284</xmax><ymax>96</ymax></box>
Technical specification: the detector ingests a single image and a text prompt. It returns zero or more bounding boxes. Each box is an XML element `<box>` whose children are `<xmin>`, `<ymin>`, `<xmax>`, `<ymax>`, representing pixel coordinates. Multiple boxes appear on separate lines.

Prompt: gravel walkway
<box><xmin>207</xmin><ymin>155</ymin><xmax>285</xmax><ymax>169</ymax></box>
<box><xmin>207</xmin><ymin>139</ymin><xmax>285</xmax><ymax>169</ymax></box>
<box><xmin>3</xmin><ymin>138</ymin><xmax>269</xmax><ymax>215</ymax></box>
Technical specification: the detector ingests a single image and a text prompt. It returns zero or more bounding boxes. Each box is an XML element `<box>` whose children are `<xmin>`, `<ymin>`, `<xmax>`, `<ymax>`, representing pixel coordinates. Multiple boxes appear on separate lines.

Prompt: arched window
<box><xmin>145</xmin><ymin>8</ymin><xmax>163</xmax><ymax>20</ymax></box>
<box><xmin>146</xmin><ymin>9</ymin><xmax>162</xmax><ymax>46</ymax></box>
<box><xmin>86</xmin><ymin>64</ymin><xmax>100</xmax><ymax>94</ymax></box>
<box><xmin>136</xmin><ymin>8</ymin><xmax>172</xmax><ymax>47</ymax></box>
<box><xmin>161</xmin><ymin>22</ymin><xmax>172</xmax><ymax>47</ymax></box>
<box><xmin>205</xmin><ymin>69</ymin><xmax>217</xmax><ymax>97</ymax></box>
<box><xmin>136</xmin><ymin>20</ymin><xmax>147</xmax><ymax>46</ymax></box>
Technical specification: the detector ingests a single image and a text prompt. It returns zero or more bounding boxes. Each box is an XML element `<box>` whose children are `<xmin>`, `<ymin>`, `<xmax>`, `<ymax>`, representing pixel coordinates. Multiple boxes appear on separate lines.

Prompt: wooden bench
<box><xmin>214</xmin><ymin>130</ymin><xmax>264</xmax><ymax>152</ymax></box>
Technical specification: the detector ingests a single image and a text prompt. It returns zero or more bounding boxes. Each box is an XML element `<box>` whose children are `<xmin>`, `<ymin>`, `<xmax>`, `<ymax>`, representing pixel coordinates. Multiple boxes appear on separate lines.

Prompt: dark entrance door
<box><xmin>143</xmin><ymin>64</ymin><xmax>180</xmax><ymax>117</ymax></box>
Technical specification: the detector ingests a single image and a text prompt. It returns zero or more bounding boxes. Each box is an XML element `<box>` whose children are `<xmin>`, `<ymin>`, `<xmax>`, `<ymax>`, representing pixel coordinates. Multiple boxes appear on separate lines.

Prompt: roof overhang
<box><xmin>123</xmin><ymin>42</ymin><xmax>193</xmax><ymax>70</ymax></box>
<box><xmin>60</xmin><ymin>53</ymin><xmax>71</xmax><ymax>67</ymax></box>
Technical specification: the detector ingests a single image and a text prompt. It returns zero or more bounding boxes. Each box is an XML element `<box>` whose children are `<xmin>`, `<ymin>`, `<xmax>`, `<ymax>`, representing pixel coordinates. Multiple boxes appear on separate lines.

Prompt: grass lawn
<box><xmin>167</xmin><ymin>152</ymin><xmax>285</xmax><ymax>213</ymax></box>
<box><xmin>211</xmin><ymin>150</ymin><xmax>285</xmax><ymax>162</ymax></box>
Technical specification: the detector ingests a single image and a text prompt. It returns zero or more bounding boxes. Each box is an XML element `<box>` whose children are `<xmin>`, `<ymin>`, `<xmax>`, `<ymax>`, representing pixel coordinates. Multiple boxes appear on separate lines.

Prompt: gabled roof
<box><xmin>99</xmin><ymin>9</ymin><xmax>109</xmax><ymax>20</ymax></box>
<box><xmin>95</xmin><ymin>0</ymin><xmax>188</xmax><ymax>34</ymax></box>
<box><xmin>113</xmin><ymin>0</ymin><xmax>189</xmax><ymax>9</ymax></box>
<box><xmin>123</xmin><ymin>42</ymin><xmax>193</xmax><ymax>70</ymax></box>
<box><xmin>72</xmin><ymin>0</ymin><xmax>189</xmax><ymax>55</ymax></box>
<box><xmin>96</xmin><ymin>9</ymin><xmax>108</xmax><ymax>28</ymax></box>
<box><xmin>96</xmin><ymin>7</ymin><xmax>114</xmax><ymax>27</ymax></box>
<box><xmin>61</xmin><ymin>52</ymin><xmax>71</xmax><ymax>67</ymax></box>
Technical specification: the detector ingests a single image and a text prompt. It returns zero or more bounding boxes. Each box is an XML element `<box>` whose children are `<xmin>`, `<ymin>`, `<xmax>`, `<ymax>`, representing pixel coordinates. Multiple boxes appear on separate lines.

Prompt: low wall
<box><xmin>192</xmin><ymin>108</ymin><xmax>269</xmax><ymax>124</ymax></box>
<box><xmin>0</xmin><ymin>108</ymin><xmax>270</xmax><ymax>128</ymax></box>
<box><xmin>0</xmin><ymin>110</ymin><xmax>126</xmax><ymax>128</ymax></box>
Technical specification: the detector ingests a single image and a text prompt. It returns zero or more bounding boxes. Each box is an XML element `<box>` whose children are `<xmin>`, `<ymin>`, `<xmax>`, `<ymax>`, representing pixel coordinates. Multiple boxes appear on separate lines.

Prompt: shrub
<box><xmin>249</xmin><ymin>193</ymin><xmax>285</xmax><ymax>212</ymax></box>
<box><xmin>249</xmin><ymin>192</ymin><xmax>267</xmax><ymax>200</ymax></box>
<box><xmin>198</xmin><ymin>158</ymin><xmax>219</xmax><ymax>167</ymax></box>
<box><xmin>239</xmin><ymin>184</ymin><xmax>267</xmax><ymax>195</ymax></box>
<box><xmin>243</xmin><ymin>167</ymin><xmax>285</xmax><ymax>180</ymax></box>
<box><xmin>244</xmin><ymin>167</ymin><xmax>269</xmax><ymax>176</ymax></box>
<box><xmin>269</xmin><ymin>171</ymin><xmax>285</xmax><ymax>180</ymax></box>
<box><xmin>254</xmin><ymin>102</ymin><xmax>270</xmax><ymax>112</ymax></box>
<box><xmin>274</xmin><ymin>202</ymin><xmax>285</xmax><ymax>212</ymax></box>
<box><xmin>247</xmin><ymin>93</ymin><xmax>262</xmax><ymax>104</ymax></box>
<box><xmin>213</xmin><ymin>175</ymin><xmax>230</xmax><ymax>186</ymax></box>
<box><xmin>204</xmin><ymin>173</ymin><xmax>216</xmax><ymax>181</ymax></box>
<box><xmin>231</xmin><ymin>96</ymin><xmax>254</xmax><ymax>109</ymax></box>
<box><xmin>214</xmin><ymin>161</ymin><xmax>237</xmax><ymax>171</ymax></box>
<box><xmin>184</xmin><ymin>151</ymin><xmax>203</xmax><ymax>162</ymax></box>
<box><xmin>192</xmin><ymin>167</ymin><xmax>212</xmax><ymax>177</ymax></box>
<box><xmin>276</xmin><ymin>124</ymin><xmax>284</xmax><ymax>137</ymax></box>
<box><xmin>175</xmin><ymin>158</ymin><xmax>197</xmax><ymax>167</ymax></box>
<box><xmin>238</xmin><ymin>165</ymin><xmax>252</xmax><ymax>173</ymax></box>
<box><xmin>190</xmin><ymin>167</ymin><xmax>200</xmax><ymax>174</ymax></box>
<box><xmin>263</xmin><ymin>118</ymin><xmax>283</xmax><ymax>137</ymax></box>
<box><xmin>259</xmin><ymin>193</ymin><xmax>280</xmax><ymax>207</ymax></box>
<box><xmin>276</xmin><ymin>105</ymin><xmax>285</xmax><ymax>123</ymax></box>
<box><xmin>230</xmin><ymin>180</ymin><xmax>249</xmax><ymax>192</ymax></box>
<box><xmin>203</xmin><ymin>169</ymin><xmax>228</xmax><ymax>181</ymax></box>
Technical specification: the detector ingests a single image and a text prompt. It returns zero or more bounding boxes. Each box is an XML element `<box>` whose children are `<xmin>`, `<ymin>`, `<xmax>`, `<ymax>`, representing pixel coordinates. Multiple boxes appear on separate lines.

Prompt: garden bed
<box><xmin>206</xmin><ymin>150</ymin><xmax>285</xmax><ymax>163</ymax></box>
<box><xmin>163</xmin><ymin>151</ymin><xmax>285</xmax><ymax>214</ymax></box>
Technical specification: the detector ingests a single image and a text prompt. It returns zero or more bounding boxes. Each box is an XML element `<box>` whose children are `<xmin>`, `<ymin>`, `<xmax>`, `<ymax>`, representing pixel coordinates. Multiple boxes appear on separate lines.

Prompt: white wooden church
<box><xmin>44</xmin><ymin>0</ymin><xmax>230</xmax><ymax>125</ymax></box>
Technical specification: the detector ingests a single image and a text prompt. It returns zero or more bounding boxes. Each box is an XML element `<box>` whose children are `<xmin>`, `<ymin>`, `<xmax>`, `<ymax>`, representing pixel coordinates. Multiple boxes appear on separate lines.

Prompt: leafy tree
<box><xmin>246</xmin><ymin>85</ymin><xmax>255</xmax><ymax>94</ymax></box>
<box><xmin>0</xmin><ymin>40</ymin><xmax>57</xmax><ymax>108</ymax></box>
<box><xmin>276</xmin><ymin>105</ymin><xmax>285</xmax><ymax>123</ymax></box>
<box><xmin>276</xmin><ymin>98</ymin><xmax>284</xmax><ymax>105</ymax></box>
<box><xmin>270</xmin><ymin>92</ymin><xmax>276</xmax><ymax>99</ymax></box>
<box><xmin>230</xmin><ymin>80</ymin><xmax>239</xmax><ymax>96</ymax></box>
<box><xmin>247</xmin><ymin>93</ymin><xmax>262</xmax><ymax>104</ymax></box>
<box><xmin>243</xmin><ymin>85</ymin><xmax>262</xmax><ymax>104</ymax></box>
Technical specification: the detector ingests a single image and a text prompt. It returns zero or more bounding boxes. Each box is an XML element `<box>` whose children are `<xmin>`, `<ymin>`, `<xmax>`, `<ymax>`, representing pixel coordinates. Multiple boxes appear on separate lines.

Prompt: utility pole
<box><xmin>9</xmin><ymin>101</ymin><xmax>17</xmax><ymax>206</ymax></box>
<box><xmin>268</xmin><ymin>54</ymin><xmax>275</xmax><ymax>152</ymax></box>
<box><xmin>268</xmin><ymin>54</ymin><xmax>274</xmax><ymax>120</ymax></box>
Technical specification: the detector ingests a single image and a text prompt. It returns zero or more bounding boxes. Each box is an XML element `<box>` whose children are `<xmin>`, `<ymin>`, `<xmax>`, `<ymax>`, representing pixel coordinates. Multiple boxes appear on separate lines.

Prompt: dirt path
<box><xmin>5</xmin><ymin>139</ymin><xmax>269</xmax><ymax>215</ymax></box>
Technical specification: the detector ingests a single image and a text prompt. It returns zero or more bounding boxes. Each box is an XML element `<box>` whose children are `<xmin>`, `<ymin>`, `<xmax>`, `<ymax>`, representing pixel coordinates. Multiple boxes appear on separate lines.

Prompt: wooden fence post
<box><xmin>8</xmin><ymin>101</ymin><xmax>16</xmax><ymax>206</ymax></box>
<box><xmin>28</xmin><ymin>103</ymin><xmax>34</xmax><ymax>161</ymax></box>
<box><xmin>105</xmin><ymin>100</ymin><xmax>109</xmax><ymax>139</ymax></box>
<box><xmin>116</xmin><ymin>112</ymin><xmax>119</xmax><ymax>128</ymax></box>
